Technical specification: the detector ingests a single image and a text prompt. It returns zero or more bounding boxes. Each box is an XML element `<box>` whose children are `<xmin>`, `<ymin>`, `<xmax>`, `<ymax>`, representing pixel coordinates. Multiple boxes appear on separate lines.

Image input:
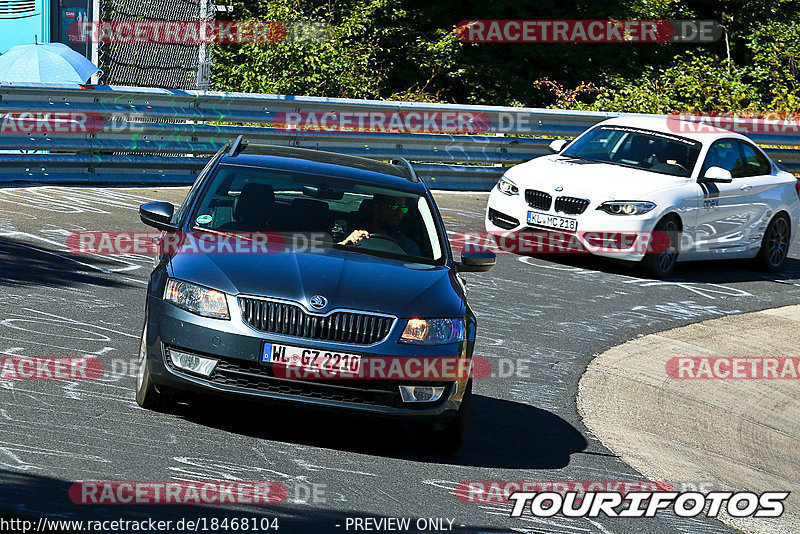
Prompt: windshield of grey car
<box><xmin>188</xmin><ymin>164</ymin><xmax>445</xmax><ymax>263</ymax></box>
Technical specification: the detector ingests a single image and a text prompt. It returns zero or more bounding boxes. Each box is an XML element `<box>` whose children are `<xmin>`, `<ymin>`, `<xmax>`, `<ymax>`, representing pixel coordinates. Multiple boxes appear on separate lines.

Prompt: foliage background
<box><xmin>211</xmin><ymin>0</ymin><xmax>800</xmax><ymax>113</ymax></box>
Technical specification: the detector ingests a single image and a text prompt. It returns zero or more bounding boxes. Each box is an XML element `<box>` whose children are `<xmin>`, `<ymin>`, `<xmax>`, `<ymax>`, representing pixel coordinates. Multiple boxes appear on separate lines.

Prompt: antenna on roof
<box><xmin>391</xmin><ymin>157</ymin><xmax>418</xmax><ymax>182</ymax></box>
<box><xmin>228</xmin><ymin>135</ymin><xmax>247</xmax><ymax>157</ymax></box>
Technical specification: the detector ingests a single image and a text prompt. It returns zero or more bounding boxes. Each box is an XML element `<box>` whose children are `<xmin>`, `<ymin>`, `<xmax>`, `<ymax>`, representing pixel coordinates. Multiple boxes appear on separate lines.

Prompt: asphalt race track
<box><xmin>1</xmin><ymin>186</ymin><xmax>799</xmax><ymax>534</ymax></box>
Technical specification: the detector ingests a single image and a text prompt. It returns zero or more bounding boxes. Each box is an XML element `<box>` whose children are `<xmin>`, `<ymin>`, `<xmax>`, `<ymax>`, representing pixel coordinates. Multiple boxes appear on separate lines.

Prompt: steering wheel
<box><xmin>354</xmin><ymin>233</ymin><xmax>406</xmax><ymax>254</ymax></box>
<box><xmin>669</xmin><ymin>161</ymin><xmax>689</xmax><ymax>174</ymax></box>
<box><xmin>362</xmin><ymin>233</ymin><xmax>398</xmax><ymax>244</ymax></box>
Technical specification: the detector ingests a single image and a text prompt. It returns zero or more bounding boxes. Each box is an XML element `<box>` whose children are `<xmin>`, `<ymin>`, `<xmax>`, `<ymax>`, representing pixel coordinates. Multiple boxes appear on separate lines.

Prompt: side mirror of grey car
<box><xmin>700</xmin><ymin>166</ymin><xmax>733</xmax><ymax>184</ymax></box>
<box><xmin>456</xmin><ymin>247</ymin><xmax>496</xmax><ymax>273</ymax></box>
<box><xmin>548</xmin><ymin>139</ymin><xmax>569</xmax><ymax>153</ymax></box>
<box><xmin>140</xmin><ymin>202</ymin><xmax>177</xmax><ymax>231</ymax></box>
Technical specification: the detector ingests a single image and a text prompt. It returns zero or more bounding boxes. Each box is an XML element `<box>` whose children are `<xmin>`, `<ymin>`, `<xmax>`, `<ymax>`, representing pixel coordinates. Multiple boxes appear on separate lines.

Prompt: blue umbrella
<box><xmin>0</xmin><ymin>42</ymin><xmax>100</xmax><ymax>83</ymax></box>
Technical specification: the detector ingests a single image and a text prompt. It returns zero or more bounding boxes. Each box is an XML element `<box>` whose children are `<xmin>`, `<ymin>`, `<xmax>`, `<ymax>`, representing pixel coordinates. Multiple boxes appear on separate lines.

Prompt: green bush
<box><xmin>211</xmin><ymin>0</ymin><xmax>800</xmax><ymax>114</ymax></box>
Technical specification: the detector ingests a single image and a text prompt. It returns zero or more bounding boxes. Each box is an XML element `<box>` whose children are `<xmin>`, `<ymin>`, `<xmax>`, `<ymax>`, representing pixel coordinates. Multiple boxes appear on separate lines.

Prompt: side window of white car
<box><xmin>702</xmin><ymin>140</ymin><xmax>746</xmax><ymax>178</ymax></box>
<box><xmin>736</xmin><ymin>141</ymin><xmax>772</xmax><ymax>177</ymax></box>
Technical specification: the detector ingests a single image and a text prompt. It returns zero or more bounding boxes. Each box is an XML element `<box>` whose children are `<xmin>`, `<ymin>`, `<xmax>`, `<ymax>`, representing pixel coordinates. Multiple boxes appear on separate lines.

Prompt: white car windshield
<box><xmin>561</xmin><ymin>125</ymin><xmax>702</xmax><ymax>177</ymax></box>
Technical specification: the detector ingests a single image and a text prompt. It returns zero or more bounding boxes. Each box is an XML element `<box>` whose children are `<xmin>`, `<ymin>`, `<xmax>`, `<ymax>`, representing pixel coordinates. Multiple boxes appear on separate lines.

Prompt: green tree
<box><xmin>212</xmin><ymin>0</ymin><xmax>392</xmax><ymax>98</ymax></box>
<box><xmin>210</xmin><ymin>0</ymin><xmax>800</xmax><ymax>114</ymax></box>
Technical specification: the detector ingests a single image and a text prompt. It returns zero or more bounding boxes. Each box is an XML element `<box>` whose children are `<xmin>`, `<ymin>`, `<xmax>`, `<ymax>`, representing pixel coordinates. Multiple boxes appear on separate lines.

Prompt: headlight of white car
<box><xmin>497</xmin><ymin>175</ymin><xmax>519</xmax><ymax>196</ymax></box>
<box><xmin>597</xmin><ymin>201</ymin><xmax>656</xmax><ymax>216</ymax></box>
<box><xmin>400</xmin><ymin>318</ymin><xmax>464</xmax><ymax>345</ymax></box>
<box><xmin>164</xmin><ymin>279</ymin><xmax>230</xmax><ymax>319</ymax></box>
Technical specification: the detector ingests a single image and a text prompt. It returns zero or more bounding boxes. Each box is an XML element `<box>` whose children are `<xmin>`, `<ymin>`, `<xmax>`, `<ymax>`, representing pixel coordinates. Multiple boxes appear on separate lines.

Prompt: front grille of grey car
<box><xmin>525</xmin><ymin>189</ymin><xmax>553</xmax><ymax>211</ymax></box>
<box><xmin>554</xmin><ymin>196</ymin><xmax>590</xmax><ymax>215</ymax></box>
<box><xmin>238</xmin><ymin>297</ymin><xmax>394</xmax><ymax>345</ymax></box>
<box><xmin>164</xmin><ymin>351</ymin><xmax>406</xmax><ymax>407</ymax></box>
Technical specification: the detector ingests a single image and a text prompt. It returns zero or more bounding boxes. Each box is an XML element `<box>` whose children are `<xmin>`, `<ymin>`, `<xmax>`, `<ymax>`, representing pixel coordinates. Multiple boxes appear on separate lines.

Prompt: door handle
<box><xmin>740</xmin><ymin>184</ymin><xmax>753</xmax><ymax>191</ymax></box>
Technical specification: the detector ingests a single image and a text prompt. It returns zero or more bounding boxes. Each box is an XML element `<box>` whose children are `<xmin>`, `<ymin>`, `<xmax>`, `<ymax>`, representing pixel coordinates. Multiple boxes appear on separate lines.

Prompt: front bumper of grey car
<box><xmin>143</xmin><ymin>292</ymin><xmax>471</xmax><ymax>425</ymax></box>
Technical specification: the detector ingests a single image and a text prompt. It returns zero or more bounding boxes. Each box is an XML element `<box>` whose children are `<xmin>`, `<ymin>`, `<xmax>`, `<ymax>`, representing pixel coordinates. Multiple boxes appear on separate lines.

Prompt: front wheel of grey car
<box><xmin>135</xmin><ymin>315</ymin><xmax>173</xmax><ymax>411</ymax></box>
<box><xmin>416</xmin><ymin>380</ymin><xmax>472</xmax><ymax>456</ymax></box>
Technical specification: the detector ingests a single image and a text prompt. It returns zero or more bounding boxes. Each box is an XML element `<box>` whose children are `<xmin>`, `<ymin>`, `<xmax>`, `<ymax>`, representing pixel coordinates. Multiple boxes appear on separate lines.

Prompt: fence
<box><xmin>97</xmin><ymin>0</ymin><xmax>216</xmax><ymax>89</ymax></box>
<box><xmin>1</xmin><ymin>82</ymin><xmax>799</xmax><ymax>190</ymax></box>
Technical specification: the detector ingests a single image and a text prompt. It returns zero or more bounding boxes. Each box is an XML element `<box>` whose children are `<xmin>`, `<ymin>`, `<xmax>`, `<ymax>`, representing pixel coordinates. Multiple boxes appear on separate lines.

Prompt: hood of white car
<box><xmin>506</xmin><ymin>155</ymin><xmax>689</xmax><ymax>200</ymax></box>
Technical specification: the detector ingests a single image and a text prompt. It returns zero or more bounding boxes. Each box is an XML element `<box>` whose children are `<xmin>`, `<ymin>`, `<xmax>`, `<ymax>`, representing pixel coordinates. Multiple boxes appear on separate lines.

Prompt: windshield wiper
<box><xmin>560</xmin><ymin>153</ymin><xmax>600</xmax><ymax>163</ymax></box>
<box><xmin>610</xmin><ymin>160</ymin><xmax>688</xmax><ymax>177</ymax></box>
<box><xmin>333</xmin><ymin>243</ymin><xmax>438</xmax><ymax>265</ymax></box>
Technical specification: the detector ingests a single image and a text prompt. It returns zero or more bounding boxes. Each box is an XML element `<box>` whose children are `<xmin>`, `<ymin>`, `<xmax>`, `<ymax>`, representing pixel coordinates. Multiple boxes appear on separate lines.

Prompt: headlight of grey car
<box><xmin>400</xmin><ymin>318</ymin><xmax>464</xmax><ymax>345</ymax></box>
<box><xmin>164</xmin><ymin>278</ymin><xmax>230</xmax><ymax>319</ymax></box>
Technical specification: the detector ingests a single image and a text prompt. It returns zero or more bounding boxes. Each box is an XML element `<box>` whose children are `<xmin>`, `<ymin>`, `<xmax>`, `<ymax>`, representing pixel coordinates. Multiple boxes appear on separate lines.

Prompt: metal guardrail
<box><xmin>1</xmin><ymin>82</ymin><xmax>799</xmax><ymax>189</ymax></box>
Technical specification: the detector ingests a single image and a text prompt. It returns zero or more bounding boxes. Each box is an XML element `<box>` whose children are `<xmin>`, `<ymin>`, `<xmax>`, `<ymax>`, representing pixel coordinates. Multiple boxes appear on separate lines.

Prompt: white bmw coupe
<box><xmin>485</xmin><ymin>117</ymin><xmax>800</xmax><ymax>276</ymax></box>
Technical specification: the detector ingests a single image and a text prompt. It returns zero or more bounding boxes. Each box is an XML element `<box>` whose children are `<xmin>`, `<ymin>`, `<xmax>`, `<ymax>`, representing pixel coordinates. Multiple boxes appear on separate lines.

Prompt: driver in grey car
<box><xmin>338</xmin><ymin>194</ymin><xmax>422</xmax><ymax>256</ymax></box>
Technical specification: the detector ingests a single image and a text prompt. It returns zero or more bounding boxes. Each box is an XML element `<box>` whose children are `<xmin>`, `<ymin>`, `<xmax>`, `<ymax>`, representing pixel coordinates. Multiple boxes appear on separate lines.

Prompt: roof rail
<box><xmin>228</xmin><ymin>135</ymin><xmax>248</xmax><ymax>157</ymax></box>
<box><xmin>390</xmin><ymin>157</ymin><xmax>419</xmax><ymax>182</ymax></box>
<box><xmin>218</xmin><ymin>142</ymin><xmax>416</xmax><ymax>180</ymax></box>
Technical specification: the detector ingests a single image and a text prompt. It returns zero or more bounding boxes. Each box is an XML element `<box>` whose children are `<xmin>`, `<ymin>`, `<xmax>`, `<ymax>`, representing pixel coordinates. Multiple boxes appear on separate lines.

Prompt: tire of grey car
<box><xmin>416</xmin><ymin>379</ymin><xmax>472</xmax><ymax>456</ymax></box>
<box><xmin>641</xmin><ymin>216</ymin><xmax>680</xmax><ymax>279</ymax></box>
<box><xmin>753</xmin><ymin>213</ymin><xmax>791</xmax><ymax>272</ymax></box>
<box><xmin>135</xmin><ymin>314</ymin><xmax>173</xmax><ymax>411</ymax></box>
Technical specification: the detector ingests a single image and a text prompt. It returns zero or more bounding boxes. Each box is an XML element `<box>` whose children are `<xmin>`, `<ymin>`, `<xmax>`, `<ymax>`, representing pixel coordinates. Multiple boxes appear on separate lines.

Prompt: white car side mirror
<box><xmin>702</xmin><ymin>166</ymin><xmax>733</xmax><ymax>183</ymax></box>
<box><xmin>548</xmin><ymin>139</ymin><xmax>569</xmax><ymax>153</ymax></box>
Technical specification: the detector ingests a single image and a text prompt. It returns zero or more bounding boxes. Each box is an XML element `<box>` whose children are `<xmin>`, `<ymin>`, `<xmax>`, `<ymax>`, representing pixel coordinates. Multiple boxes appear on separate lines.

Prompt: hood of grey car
<box><xmin>167</xmin><ymin>248</ymin><xmax>464</xmax><ymax>319</ymax></box>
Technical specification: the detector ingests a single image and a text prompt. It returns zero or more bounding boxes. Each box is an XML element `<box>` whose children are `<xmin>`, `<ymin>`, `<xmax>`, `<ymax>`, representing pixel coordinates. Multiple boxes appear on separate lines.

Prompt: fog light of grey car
<box><xmin>399</xmin><ymin>385</ymin><xmax>445</xmax><ymax>403</ymax></box>
<box><xmin>168</xmin><ymin>348</ymin><xmax>218</xmax><ymax>377</ymax></box>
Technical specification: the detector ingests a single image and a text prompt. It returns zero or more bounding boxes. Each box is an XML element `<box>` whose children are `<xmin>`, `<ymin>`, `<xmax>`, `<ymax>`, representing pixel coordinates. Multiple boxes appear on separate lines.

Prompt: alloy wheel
<box><xmin>767</xmin><ymin>217</ymin><xmax>790</xmax><ymax>267</ymax></box>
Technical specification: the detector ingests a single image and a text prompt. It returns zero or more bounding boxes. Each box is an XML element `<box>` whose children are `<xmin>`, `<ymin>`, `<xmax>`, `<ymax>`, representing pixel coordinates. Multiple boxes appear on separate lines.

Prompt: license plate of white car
<box><xmin>261</xmin><ymin>342</ymin><xmax>361</xmax><ymax>374</ymax></box>
<box><xmin>527</xmin><ymin>210</ymin><xmax>578</xmax><ymax>232</ymax></box>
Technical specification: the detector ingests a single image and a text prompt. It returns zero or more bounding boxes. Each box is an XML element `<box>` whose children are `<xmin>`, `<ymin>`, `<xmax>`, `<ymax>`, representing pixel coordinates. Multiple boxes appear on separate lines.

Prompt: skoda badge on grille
<box><xmin>309</xmin><ymin>295</ymin><xmax>328</xmax><ymax>309</ymax></box>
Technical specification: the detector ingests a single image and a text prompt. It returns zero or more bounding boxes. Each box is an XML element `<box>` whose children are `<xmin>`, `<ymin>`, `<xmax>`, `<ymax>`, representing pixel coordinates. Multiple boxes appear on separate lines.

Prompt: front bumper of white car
<box><xmin>484</xmin><ymin>185</ymin><xmax>663</xmax><ymax>262</ymax></box>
